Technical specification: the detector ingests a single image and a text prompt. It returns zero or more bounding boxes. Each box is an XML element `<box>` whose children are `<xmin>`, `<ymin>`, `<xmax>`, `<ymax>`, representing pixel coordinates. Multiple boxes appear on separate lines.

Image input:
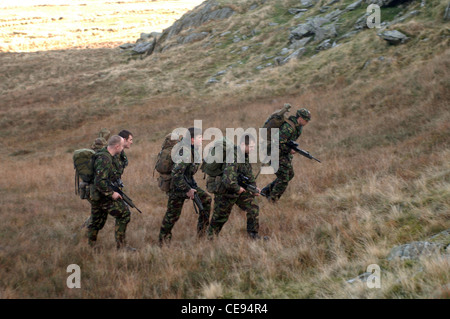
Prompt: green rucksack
<box><xmin>73</xmin><ymin>148</ymin><xmax>95</xmax><ymax>199</ymax></box>
<box><xmin>262</xmin><ymin>103</ymin><xmax>292</xmax><ymax>143</ymax></box>
<box><xmin>154</xmin><ymin>132</ymin><xmax>182</xmax><ymax>192</ymax></box>
<box><xmin>261</xmin><ymin>103</ymin><xmax>298</xmax><ymax>157</ymax></box>
<box><xmin>201</xmin><ymin>137</ymin><xmax>235</xmax><ymax>193</ymax></box>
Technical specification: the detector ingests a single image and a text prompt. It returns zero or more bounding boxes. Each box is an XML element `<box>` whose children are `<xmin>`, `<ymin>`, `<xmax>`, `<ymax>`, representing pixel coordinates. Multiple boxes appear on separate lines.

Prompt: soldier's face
<box><xmin>242</xmin><ymin>140</ymin><xmax>256</xmax><ymax>154</ymax></box>
<box><xmin>298</xmin><ymin>117</ymin><xmax>309</xmax><ymax>126</ymax></box>
<box><xmin>192</xmin><ymin>134</ymin><xmax>203</xmax><ymax>148</ymax></box>
<box><xmin>117</xmin><ymin>139</ymin><xmax>125</xmax><ymax>154</ymax></box>
<box><xmin>123</xmin><ymin>135</ymin><xmax>133</xmax><ymax>149</ymax></box>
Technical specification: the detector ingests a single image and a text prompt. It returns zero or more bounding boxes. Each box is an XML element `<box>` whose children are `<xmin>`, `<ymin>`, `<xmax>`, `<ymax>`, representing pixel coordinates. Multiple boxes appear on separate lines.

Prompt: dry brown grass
<box><xmin>0</xmin><ymin>0</ymin><xmax>449</xmax><ymax>299</ymax></box>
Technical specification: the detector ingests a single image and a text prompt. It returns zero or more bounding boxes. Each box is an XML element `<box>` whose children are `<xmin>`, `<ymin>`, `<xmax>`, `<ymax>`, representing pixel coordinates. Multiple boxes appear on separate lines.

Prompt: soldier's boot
<box><xmin>115</xmin><ymin>223</ymin><xmax>135</xmax><ymax>251</ymax></box>
<box><xmin>158</xmin><ymin>233</ymin><xmax>172</xmax><ymax>247</ymax></box>
<box><xmin>205</xmin><ymin>226</ymin><xmax>216</xmax><ymax>241</ymax></box>
<box><xmin>260</xmin><ymin>185</ymin><xmax>271</xmax><ymax>198</ymax></box>
<box><xmin>248</xmin><ymin>232</ymin><xmax>260</xmax><ymax>240</ymax></box>
<box><xmin>87</xmin><ymin>229</ymin><xmax>99</xmax><ymax>247</ymax></box>
<box><xmin>197</xmin><ymin>209</ymin><xmax>210</xmax><ymax>238</ymax></box>
<box><xmin>248</xmin><ymin>232</ymin><xmax>269</xmax><ymax>241</ymax></box>
<box><xmin>197</xmin><ymin>229</ymin><xmax>206</xmax><ymax>238</ymax></box>
<box><xmin>261</xmin><ymin>184</ymin><xmax>278</xmax><ymax>203</ymax></box>
<box><xmin>116</xmin><ymin>238</ymin><xmax>137</xmax><ymax>252</ymax></box>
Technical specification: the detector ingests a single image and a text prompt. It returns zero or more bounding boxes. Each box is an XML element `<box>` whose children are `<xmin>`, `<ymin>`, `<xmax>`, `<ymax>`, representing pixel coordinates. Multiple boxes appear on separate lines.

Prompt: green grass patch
<box><xmin>272</xmin><ymin>3</ymin><xmax>294</xmax><ymax>25</ymax></box>
<box><xmin>338</xmin><ymin>7</ymin><xmax>367</xmax><ymax>33</ymax></box>
<box><xmin>380</xmin><ymin>6</ymin><xmax>403</xmax><ymax>22</ymax></box>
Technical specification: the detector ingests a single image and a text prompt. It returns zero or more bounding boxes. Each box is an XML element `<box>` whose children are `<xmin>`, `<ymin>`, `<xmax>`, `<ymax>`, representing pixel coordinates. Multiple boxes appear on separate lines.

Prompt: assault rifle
<box><xmin>237</xmin><ymin>174</ymin><xmax>267</xmax><ymax>197</ymax></box>
<box><xmin>111</xmin><ymin>181</ymin><xmax>143</xmax><ymax>214</ymax></box>
<box><xmin>80</xmin><ymin>216</ymin><xmax>91</xmax><ymax>230</ymax></box>
<box><xmin>183</xmin><ymin>175</ymin><xmax>204</xmax><ymax>213</ymax></box>
<box><xmin>286</xmin><ymin>141</ymin><xmax>321</xmax><ymax>163</ymax></box>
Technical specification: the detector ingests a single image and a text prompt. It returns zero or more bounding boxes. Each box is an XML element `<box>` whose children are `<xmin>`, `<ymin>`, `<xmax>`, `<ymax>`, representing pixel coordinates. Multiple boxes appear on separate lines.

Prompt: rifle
<box><xmin>80</xmin><ymin>216</ymin><xmax>91</xmax><ymax>230</ymax></box>
<box><xmin>286</xmin><ymin>141</ymin><xmax>321</xmax><ymax>163</ymax></box>
<box><xmin>111</xmin><ymin>181</ymin><xmax>143</xmax><ymax>214</ymax></box>
<box><xmin>237</xmin><ymin>174</ymin><xmax>267</xmax><ymax>197</ymax></box>
<box><xmin>183</xmin><ymin>175</ymin><xmax>204</xmax><ymax>213</ymax></box>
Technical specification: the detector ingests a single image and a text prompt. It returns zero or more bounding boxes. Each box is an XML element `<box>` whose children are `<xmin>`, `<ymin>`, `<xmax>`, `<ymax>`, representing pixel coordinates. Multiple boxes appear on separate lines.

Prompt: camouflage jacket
<box><xmin>171</xmin><ymin>146</ymin><xmax>200</xmax><ymax>195</ymax></box>
<box><xmin>114</xmin><ymin>150</ymin><xmax>128</xmax><ymax>177</ymax></box>
<box><xmin>222</xmin><ymin>150</ymin><xmax>255</xmax><ymax>194</ymax></box>
<box><xmin>279</xmin><ymin>115</ymin><xmax>303</xmax><ymax>156</ymax></box>
<box><xmin>93</xmin><ymin>148</ymin><xmax>118</xmax><ymax>199</ymax></box>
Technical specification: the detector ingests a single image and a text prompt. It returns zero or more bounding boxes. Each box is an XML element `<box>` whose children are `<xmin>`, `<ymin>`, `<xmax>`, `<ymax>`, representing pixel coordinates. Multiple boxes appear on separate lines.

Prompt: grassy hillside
<box><xmin>0</xmin><ymin>0</ymin><xmax>449</xmax><ymax>298</ymax></box>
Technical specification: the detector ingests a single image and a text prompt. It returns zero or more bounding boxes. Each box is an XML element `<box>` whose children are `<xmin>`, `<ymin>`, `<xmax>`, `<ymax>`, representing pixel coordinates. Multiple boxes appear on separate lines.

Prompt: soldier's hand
<box><xmin>112</xmin><ymin>192</ymin><xmax>123</xmax><ymax>200</ymax></box>
<box><xmin>290</xmin><ymin>149</ymin><xmax>296</xmax><ymax>155</ymax></box>
<box><xmin>186</xmin><ymin>188</ymin><xmax>197</xmax><ymax>200</ymax></box>
<box><xmin>255</xmin><ymin>187</ymin><xmax>261</xmax><ymax>196</ymax></box>
<box><xmin>238</xmin><ymin>187</ymin><xmax>246</xmax><ymax>195</ymax></box>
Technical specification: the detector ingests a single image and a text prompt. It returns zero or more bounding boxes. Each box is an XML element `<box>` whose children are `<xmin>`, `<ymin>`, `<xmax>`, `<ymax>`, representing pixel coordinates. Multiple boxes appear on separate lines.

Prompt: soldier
<box><xmin>116</xmin><ymin>130</ymin><xmax>133</xmax><ymax>176</ymax></box>
<box><xmin>83</xmin><ymin>129</ymin><xmax>132</xmax><ymax>229</ymax></box>
<box><xmin>261</xmin><ymin>108</ymin><xmax>311</xmax><ymax>202</ymax></box>
<box><xmin>86</xmin><ymin>135</ymin><xmax>135</xmax><ymax>251</ymax></box>
<box><xmin>109</xmin><ymin>130</ymin><xmax>134</xmax><ymax>235</ymax></box>
<box><xmin>158</xmin><ymin>127</ymin><xmax>211</xmax><ymax>245</ymax></box>
<box><xmin>207</xmin><ymin>134</ymin><xmax>263</xmax><ymax>240</ymax></box>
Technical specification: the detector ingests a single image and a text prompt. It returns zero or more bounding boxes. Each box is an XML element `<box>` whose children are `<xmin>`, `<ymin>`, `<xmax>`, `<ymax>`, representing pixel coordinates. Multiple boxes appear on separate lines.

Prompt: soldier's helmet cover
<box><xmin>99</xmin><ymin>128</ymin><xmax>111</xmax><ymax>140</ymax></box>
<box><xmin>296</xmin><ymin>108</ymin><xmax>311</xmax><ymax>121</ymax></box>
<box><xmin>92</xmin><ymin>137</ymin><xmax>107</xmax><ymax>150</ymax></box>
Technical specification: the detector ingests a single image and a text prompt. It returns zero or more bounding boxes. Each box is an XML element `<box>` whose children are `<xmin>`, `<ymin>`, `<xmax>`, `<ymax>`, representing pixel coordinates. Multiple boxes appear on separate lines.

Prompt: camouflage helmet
<box><xmin>91</xmin><ymin>137</ymin><xmax>107</xmax><ymax>151</ymax></box>
<box><xmin>99</xmin><ymin>128</ymin><xmax>111</xmax><ymax>140</ymax></box>
<box><xmin>296</xmin><ymin>108</ymin><xmax>311</xmax><ymax>121</ymax></box>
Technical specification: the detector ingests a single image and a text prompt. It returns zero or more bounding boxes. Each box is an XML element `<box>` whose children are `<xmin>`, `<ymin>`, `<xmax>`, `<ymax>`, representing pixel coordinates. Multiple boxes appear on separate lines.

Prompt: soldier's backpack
<box><xmin>261</xmin><ymin>103</ymin><xmax>296</xmax><ymax>154</ymax></box>
<box><xmin>73</xmin><ymin>148</ymin><xmax>95</xmax><ymax>199</ymax></box>
<box><xmin>154</xmin><ymin>132</ymin><xmax>182</xmax><ymax>192</ymax></box>
<box><xmin>201</xmin><ymin>137</ymin><xmax>235</xmax><ymax>194</ymax></box>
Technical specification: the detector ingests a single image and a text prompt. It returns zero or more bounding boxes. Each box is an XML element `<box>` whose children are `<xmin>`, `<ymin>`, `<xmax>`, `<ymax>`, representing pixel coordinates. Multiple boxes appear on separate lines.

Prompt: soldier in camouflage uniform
<box><xmin>84</xmin><ymin>129</ymin><xmax>132</xmax><ymax>230</ymax></box>
<box><xmin>86</xmin><ymin>135</ymin><xmax>134</xmax><ymax>250</ymax></box>
<box><xmin>158</xmin><ymin>127</ymin><xmax>211</xmax><ymax>245</ymax></box>
<box><xmin>115</xmin><ymin>130</ymin><xmax>133</xmax><ymax>175</ymax></box>
<box><xmin>261</xmin><ymin>108</ymin><xmax>311</xmax><ymax>202</ymax></box>
<box><xmin>81</xmin><ymin>129</ymin><xmax>111</xmax><ymax>230</ymax></box>
<box><xmin>207</xmin><ymin>134</ymin><xmax>262</xmax><ymax>240</ymax></box>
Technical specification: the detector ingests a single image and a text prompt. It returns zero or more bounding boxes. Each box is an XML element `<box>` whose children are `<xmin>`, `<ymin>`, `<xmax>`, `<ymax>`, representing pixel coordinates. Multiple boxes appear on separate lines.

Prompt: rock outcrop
<box><xmin>119</xmin><ymin>0</ymin><xmax>436</xmax><ymax>68</ymax></box>
<box><xmin>289</xmin><ymin>16</ymin><xmax>338</xmax><ymax>44</ymax></box>
<box><xmin>120</xmin><ymin>0</ymin><xmax>235</xmax><ymax>57</ymax></box>
<box><xmin>387</xmin><ymin>229</ymin><xmax>450</xmax><ymax>261</ymax></box>
<box><xmin>378</xmin><ymin>30</ymin><xmax>409</xmax><ymax>44</ymax></box>
<box><xmin>154</xmin><ymin>0</ymin><xmax>235</xmax><ymax>53</ymax></box>
<box><xmin>347</xmin><ymin>229</ymin><xmax>449</xmax><ymax>285</ymax></box>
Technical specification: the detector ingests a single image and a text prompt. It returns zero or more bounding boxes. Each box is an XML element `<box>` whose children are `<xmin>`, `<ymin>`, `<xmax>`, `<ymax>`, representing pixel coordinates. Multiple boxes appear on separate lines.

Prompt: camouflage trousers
<box><xmin>159</xmin><ymin>187</ymin><xmax>211</xmax><ymax>243</ymax></box>
<box><xmin>207</xmin><ymin>191</ymin><xmax>259</xmax><ymax>238</ymax></box>
<box><xmin>263</xmin><ymin>155</ymin><xmax>294</xmax><ymax>202</ymax></box>
<box><xmin>87</xmin><ymin>198</ymin><xmax>131</xmax><ymax>248</ymax></box>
